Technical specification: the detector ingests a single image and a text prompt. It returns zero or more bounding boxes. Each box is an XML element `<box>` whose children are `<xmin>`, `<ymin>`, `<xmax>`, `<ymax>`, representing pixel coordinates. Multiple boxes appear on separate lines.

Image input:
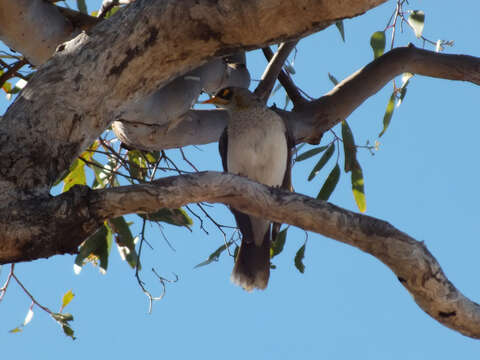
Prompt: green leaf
<box><xmin>341</xmin><ymin>120</ymin><xmax>356</xmax><ymax>173</ymax></box>
<box><xmin>109</xmin><ymin>216</ymin><xmax>138</xmax><ymax>268</ymax></box>
<box><xmin>335</xmin><ymin>20</ymin><xmax>345</xmax><ymax>42</ymax></box>
<box><xmin>317</xmin><ymin>164</ymin><xmax>341</xmax><ymax>201</ymax></box>
<box><xmin>62</xmin><ymin>159</ymin><xmax>86</xmax><ymax>192</ymax></box>
<box><xmin>397</xmin><ymin>87</ymin><xmax>407</xmax><ymax>108</ymax></box>
<box><xmin>61</xmin><ymin>290</ymin><xmax>75</xmax><ymax>310</ymax></box>
<box><xmin>351</xmin><ymin>161</ymin><xmax>366</xmax><ymax>213</ymax></box>
<box><xmin>76</xmin><ymin>0</ymin><xmax>87</xmax><ymax>14</ymax></box>
<box><xmin>379</xmin><ymin>92</ymin><xmax>396</xmax><ymax>137</ymax></box>
<box><xmin>75</xmin><ymin>224</ymin><xmax>113</xmax><ymax>274</ymax></box>
<box><xmin>296</xmin><ymin>145</ymin><xmax>328</xmax><ymax>162</ymax></box>
<box><xmin>370</xmin><ymin>31</ymin><xmax>386</xmax><ymax>59</ymax></box>
<box><xmin>52</xmin><ymin>313</ymin><xmax>74</xmax><ymax>322</ymax></box>
<box><xmin>328</xmin><ymin>72</ymin><xmax>339</xmax><ymax>86</ymax></box>
<box><xmin>194</xmin><ymin>242</ymin><xmax>233</xmax><ymax>268</ymax></box>
<box><xmin>139</xmin><ymin>208</ymin><xmax>193</xmax><ymax>227</ymax></box>
<box><xmin>145</xmin><ymin>151</ymin><xmax>160</xmax><ymax>164</ymax></box>
<box><xmin>408</xmin><ymin>10</ymin><xmax>425</xmax><ymax>38</ymax></box>
<box><xmin>62</xmin><ymin>324</ymin><xmax>76</xmax><ymax>340</ymax></box>
<box><xmin>294</xmin><ymin>244</ymin><xmax>306</xmax><ymax>273</ymax></box>
<box><xmin>308</xmin><ymin>143</ymin><xmax>335</xmax><ymax>181</ymax></box>
<box><xmin>271</xmin><ymin>228</ymin><xmax>287</xmax><ymax>258</ymax></box>
<box><xmin>52</xmin><ymin>313</ymin><xmax>76</xmax><ymax>340</ymax></box>
<box><xmin>127</xmin><ymin>150</ymin><xmax>148</xmax><ymax>180</ymax></box>
<box><xmin>104</xmin><ymin>6</ymin><xmax>121</xmax><ymax>19</ymax></box>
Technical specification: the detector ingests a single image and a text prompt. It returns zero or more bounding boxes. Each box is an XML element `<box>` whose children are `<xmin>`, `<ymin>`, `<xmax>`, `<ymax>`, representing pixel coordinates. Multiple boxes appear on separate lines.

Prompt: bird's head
<box><xmin>202</xmin><ymin>87</ymin><xmax>260</xmax><ymax>110</ymax></box>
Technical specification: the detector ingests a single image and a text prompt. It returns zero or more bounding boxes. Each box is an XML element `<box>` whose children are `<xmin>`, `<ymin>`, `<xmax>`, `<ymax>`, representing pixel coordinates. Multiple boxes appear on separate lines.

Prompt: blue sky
<box><xmin>1</xmin><ymin>0</ymin><xmax>480</xmax><ymax>358</ymax></box>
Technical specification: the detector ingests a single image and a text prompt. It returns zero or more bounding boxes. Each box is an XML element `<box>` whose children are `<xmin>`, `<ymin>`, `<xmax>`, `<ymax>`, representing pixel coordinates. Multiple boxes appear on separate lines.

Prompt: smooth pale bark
<box><xmin>114</xmin><ymin>46</ymin><xmax>480</xmax><ymax>150</ymax></box>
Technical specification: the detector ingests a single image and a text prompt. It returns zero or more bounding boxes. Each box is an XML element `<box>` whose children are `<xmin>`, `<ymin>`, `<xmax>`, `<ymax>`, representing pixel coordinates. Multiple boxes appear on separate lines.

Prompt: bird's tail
<box><xmin>231</xmin><ymin>231</ymin><xmax>270</xmax><ymax>292</ymax></box>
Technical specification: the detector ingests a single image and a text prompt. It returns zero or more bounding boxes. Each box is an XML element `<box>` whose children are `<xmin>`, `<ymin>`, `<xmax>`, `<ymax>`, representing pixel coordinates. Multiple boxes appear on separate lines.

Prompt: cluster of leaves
<box><xmin>54</xmin><ymin>139</ymin><xmax>193</xmax><ymax>276</ymax></box>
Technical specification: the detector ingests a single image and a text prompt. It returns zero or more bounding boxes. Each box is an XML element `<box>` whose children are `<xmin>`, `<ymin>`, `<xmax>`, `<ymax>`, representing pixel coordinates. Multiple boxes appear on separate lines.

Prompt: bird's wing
<box><xmin>218</xmin><ymin>126</ymin><xmax>228</xmax><ymax>172</ymax></box>
<box><xmin>218</xmin><ymin>126</ymin><xmax>255</xmax><ymax>241</ymax></box>
<box><xmin>272</xmin><ymin>121</ymin><xmax>294</xmax><ymax>242</ymax></box>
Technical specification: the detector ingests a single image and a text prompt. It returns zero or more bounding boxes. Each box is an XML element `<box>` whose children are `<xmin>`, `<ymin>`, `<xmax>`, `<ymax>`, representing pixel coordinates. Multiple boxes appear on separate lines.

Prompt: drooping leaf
<box><xmin>396</xmin><ymin>73</ymin><xmax>413</xmax><ymax>108</ymax></box>
<box><xmin>396</xmin><ymin>87</ymin><xmax>407</xmax><ymax>108</ymax></box>
<box><xmin>23</xmin><ymin>308</ymin><xmax>34</xmax><ymax>326</ymax></box>
<box><xmin>109</xmin><ymin>216</ymin><xmax>138</xmax><ymax>268</ymax></box>
<box><xmin>379</xmin><ymin>92</ymin><xmax>396</xmax><ymax>137</ymax></box>
<box><xmin>370</xmin><ymin>31</ymin><xmax>386</xmax><ymax>59</ymax></box>
<box><xmin>408</xmin><ymin>10</ymin><xmax>425</xmax><ymax>38</ymax></box>
<box><xmin>308</xmin><ymin>143</ymin><xmax>335</xmax><ymax>181</ymax></box>
<box><xmin>335</xmin><ymin>20</ymin><xmax>345</xmax><ymax>42</ymax></box>
<box><xmin>296</xmin><ymin>145</ymin><xmax>328</xmax><ymax>162</ymax></box>
<box><xmin>76</xmin><ymin>0</ymin><xmax>87</xmax><ymax>14</ymax></box>
<box><xmin>61</xmin><ymin>290</ymin><xmax>75</xmax><ymax>311</ymax></box>
<box><xmin>351</xmin><ymin>161</ymin><xmax>366</xmax><ymax>213</ymax></box>
<box><xmin>62</xmin><ymin>159</ymin><xmax>86</xmax><ymax>192</ymax></box>
<box><xmin>62</xmin><ymin>324</ymin><xmax>76</xmax><ymax>340</ymax></box>
<box><xmin>139</xmin><ymin>208</ymin><xmax>193</xmax><ymax>227</ymax></box>
<box><xmin>341</xmin><ymin>120</ymin><xmax>356</xmax><ymax>173</ymax></box>
<box><xmin>194</xmin><ymin>241</ymin><xmax>233</xmax><ymax>268</ymax></box>
<box><xmin>328</xmin><ymin>72</ymin><xmax>339</xmax><ymax>86</ymax></box>
<box><xmin>271</xmin><ymin>228</ymin><xmax>287</xmax><ymax>258</ymax></box>
<box><xmin>74</xmin><ymin>224</ymin><xmax>113</xmax><ymax>274</ymax></box>
<box><xmin>52</xmin><ymin>313</ymin><xmax>76</xmax><ymax>340</ymax></box>
<box><xmin>294</xmin><ymin>244</ymin><xmax>306</xmax><ymax>273</ymax></box>
<box><xmin>317</xmin><ymin>164</ymin><xmax>341</xmax><ymax>201</ymax></box>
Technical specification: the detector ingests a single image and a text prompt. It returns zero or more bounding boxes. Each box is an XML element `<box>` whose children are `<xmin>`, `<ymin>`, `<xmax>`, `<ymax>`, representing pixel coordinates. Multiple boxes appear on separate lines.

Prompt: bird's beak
<box><xmin>201</xmin><ymin>96</ymin><xmax>229</xmax><ymax>106</ymax></box>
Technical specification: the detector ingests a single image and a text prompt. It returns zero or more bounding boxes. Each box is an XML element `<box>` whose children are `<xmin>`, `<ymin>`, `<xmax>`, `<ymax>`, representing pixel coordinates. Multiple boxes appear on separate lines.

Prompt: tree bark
<box><xmin>1</xmin><ymin>0</ymin><xmax>480</xmax><ymax>341</ymax></box>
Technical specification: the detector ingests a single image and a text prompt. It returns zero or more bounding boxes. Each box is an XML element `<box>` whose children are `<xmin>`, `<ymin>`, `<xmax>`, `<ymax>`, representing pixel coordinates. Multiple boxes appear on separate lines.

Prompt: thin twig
<box><xmin>11</xmin><ymin>273</ymin><xmax>52</xmax><ymax>314</ymax></box>
<box><xmin>0</xmin><ymin>59</ymin><xmax>27</xmax><ymax>88</ymax></box>
<box><xmin>179</xmin><ymin>148</ymin><xmax>199</xmax><ymax>172</ymax></box>
<box><xmin>0</xmin><ymin>264</ymin><xmax>15</xmax><ymax>302</ymax></box>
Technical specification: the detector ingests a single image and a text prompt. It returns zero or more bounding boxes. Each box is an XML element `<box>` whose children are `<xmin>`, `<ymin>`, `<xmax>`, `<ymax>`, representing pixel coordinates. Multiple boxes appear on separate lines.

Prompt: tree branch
<box><xmin>0</xmin><ymin>0</ymin><xmax>386</xmax><ymax>195</ymax></box>
<box><xmin>2</xmin><ymin>171</ymin><xmax>479</xmax><ymax>338</ymax></box>
<box><xmin>254</xmin><ymin>41</ymin><xmax>299</xmax><ymax>102</ymax></box>
<box><xmin>295</xmin><ymin>45</ymin><xmax>480</xmax><ymax>142</ymax></box>
<box><xmin>260</xmin><ymin>45</ymin><xmax>306</xmax><ymax>106</ymax></box>
<box><xmin>114</xmin><ymin>45</ymin><xmax>480</xmax><ymax>150</ymax></box>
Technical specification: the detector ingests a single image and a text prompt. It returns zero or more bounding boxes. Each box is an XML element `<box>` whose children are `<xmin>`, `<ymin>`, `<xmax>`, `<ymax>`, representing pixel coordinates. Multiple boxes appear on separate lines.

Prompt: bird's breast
<box><xmin>227</xmin><ymin>110</ymin><xmax>287</xmax><ymax>187</ymax></box>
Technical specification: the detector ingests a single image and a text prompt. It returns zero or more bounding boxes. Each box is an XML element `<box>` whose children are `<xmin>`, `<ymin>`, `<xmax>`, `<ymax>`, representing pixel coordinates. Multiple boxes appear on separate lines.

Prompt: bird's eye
<box><xmin>219</xmin><ymin>88</ymin><xmax>232</xmax><ymax>99</ymax></box>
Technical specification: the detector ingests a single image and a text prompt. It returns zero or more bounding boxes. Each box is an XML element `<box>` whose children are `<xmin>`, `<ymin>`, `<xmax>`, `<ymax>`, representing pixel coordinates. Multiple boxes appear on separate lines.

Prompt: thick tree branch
<box><xmin>2</xmin><ymin>171</ymin><xmax>480</xmax><ymax>339</ymax></box>
<box><xmin>296</xmin><ymin>45</ymin><xmax>480</xmax><ymax>142</ymax></box>
<box><xmin>0</xmin><ymin>0</ymin><xmax>386</xmax><ymax>196</ymax></box>
<box><xmin>116</xmin><ymin>45</ymin><xmax>480</xmax><ymax>150</ymax></box>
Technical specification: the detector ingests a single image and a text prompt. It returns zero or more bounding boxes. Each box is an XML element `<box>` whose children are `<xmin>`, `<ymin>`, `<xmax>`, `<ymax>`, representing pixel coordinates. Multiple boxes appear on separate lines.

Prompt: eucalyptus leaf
<box><xmin>408</xmin><ymin>10</ymin><xmax>425</xmax><ymax>38</ymax></box>
<box><xmin>296</xmin><ymin>145</ymin><xmax>328</xmax><ymax>162</ymax></box>
<box><xmin>317</xmin><ymin>164</ymin><xmax>341</xmax><ymax>201</ymax></box>
<box><xmin>308</xmin><ymin>143</ymin><xmax>335</xmax><ymax>181</ymax></box>
<box><xmin>379</xmin><ymin>92</ymin><xmax>396</xmax><ymax>137</ymax></box>
<box><xmin>370</xmin><ymin>31</ymin><xmax>386</xmax><ymax>59</ymax></box>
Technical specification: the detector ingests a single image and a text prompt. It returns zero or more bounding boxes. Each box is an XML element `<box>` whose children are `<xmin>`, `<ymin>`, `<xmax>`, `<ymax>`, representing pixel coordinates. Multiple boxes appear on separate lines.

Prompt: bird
<box><xmin>203</xmin><ymin>87</ymin><xmax>292</xmax><ymax>291</ymax></box>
